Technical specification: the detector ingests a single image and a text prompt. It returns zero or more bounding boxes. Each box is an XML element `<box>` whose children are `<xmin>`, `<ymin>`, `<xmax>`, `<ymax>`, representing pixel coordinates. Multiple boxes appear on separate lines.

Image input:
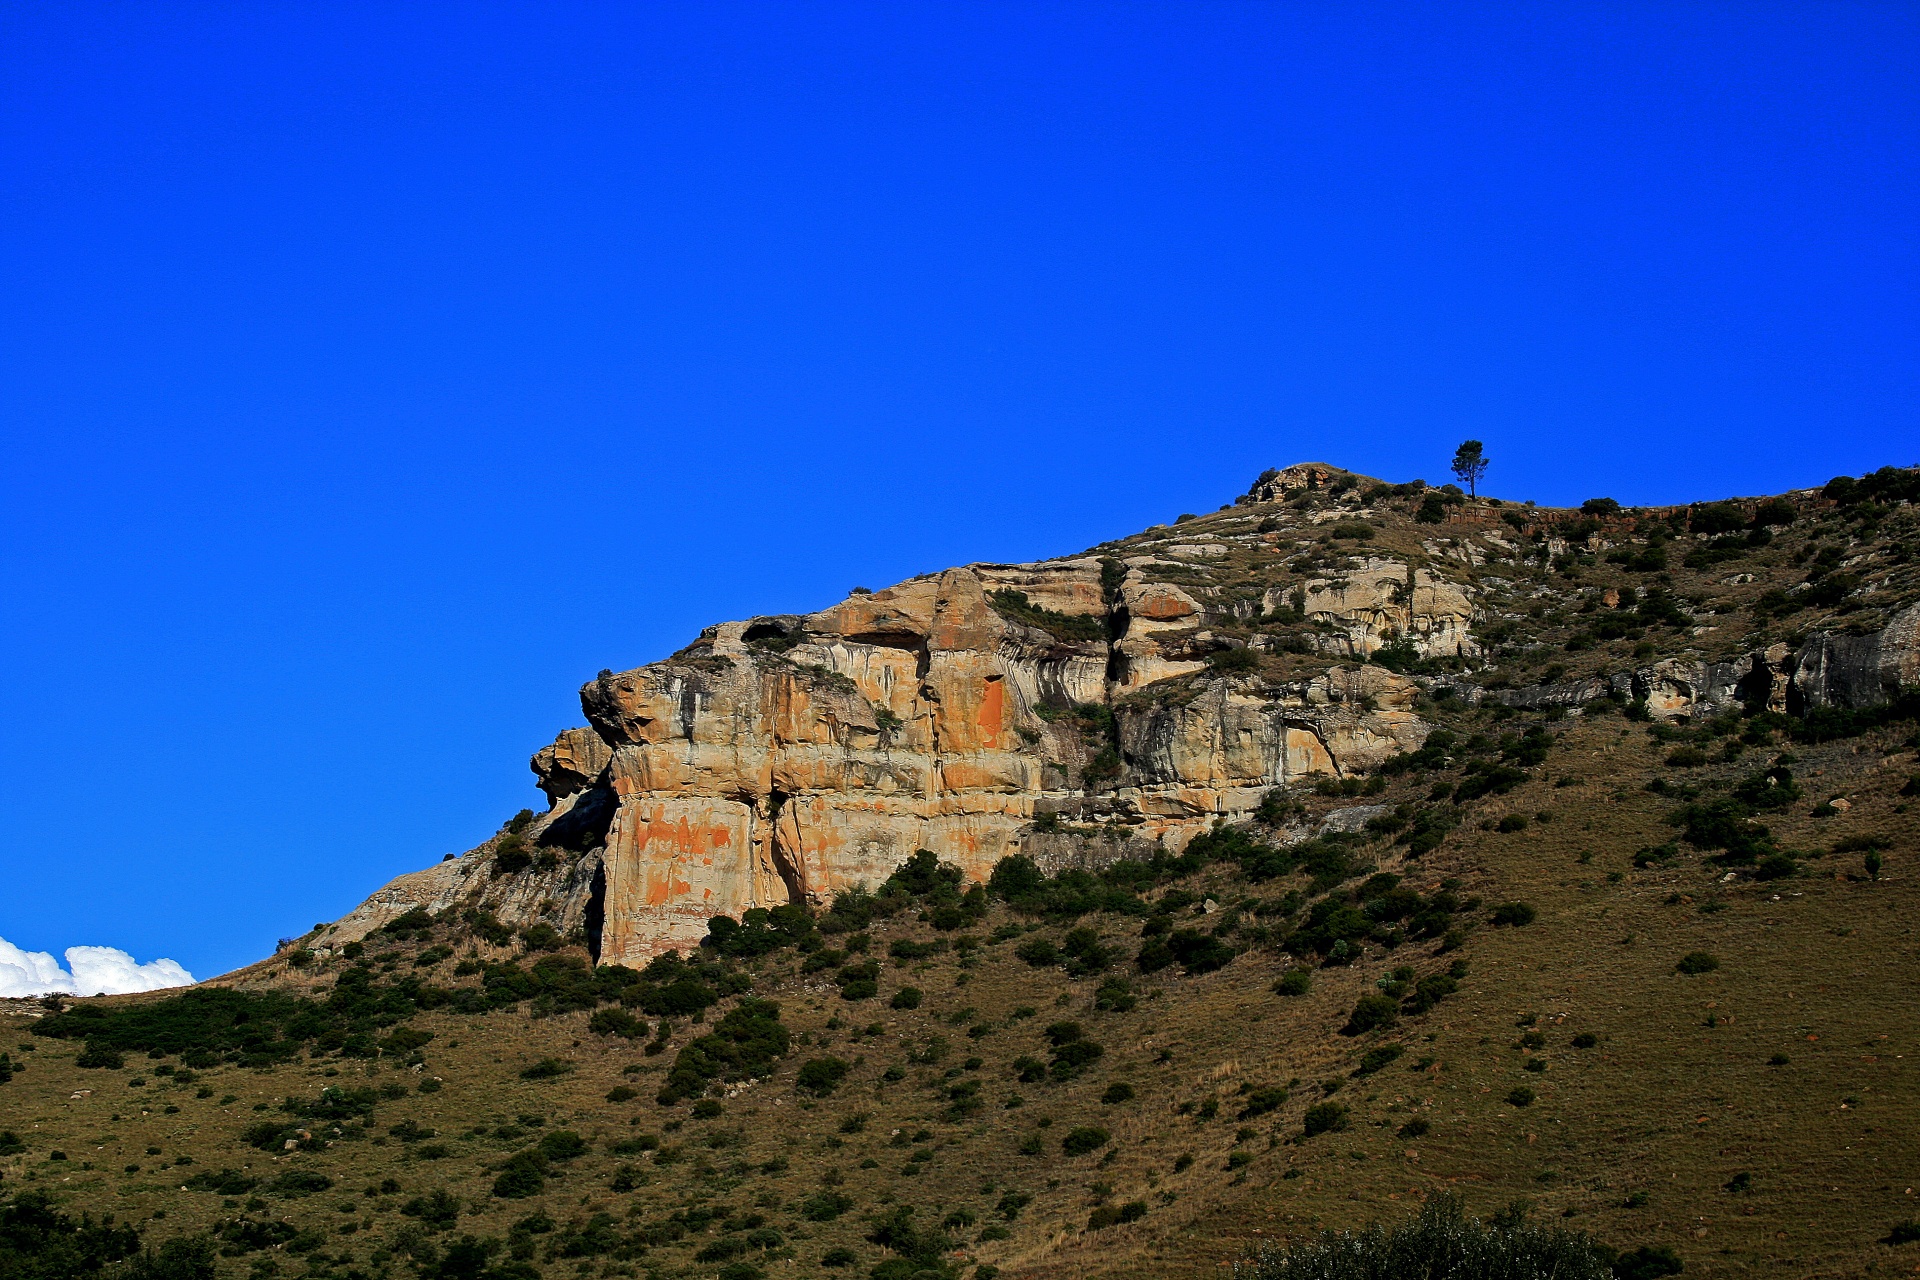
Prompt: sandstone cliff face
<box><xmin>319</xmin><ymin>462</ymin><xmax>1920</xmax><ymax>965</ymax></box>
<box><xmin>538</xmin><ymin>550</ymin><xmax>1442</xmax><ymax>965</ymax></box>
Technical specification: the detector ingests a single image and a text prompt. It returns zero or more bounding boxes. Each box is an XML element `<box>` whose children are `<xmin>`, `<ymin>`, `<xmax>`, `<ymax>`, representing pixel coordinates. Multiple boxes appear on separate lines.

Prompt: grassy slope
<box><xmin>4</xmin><ymin>474</ymin><xmax>1919</xmax><ymax>1280</ymax></box>
<box><xmin>3</xmin><ymin>716</ymin><xmax>1914</xmax><ymax>1279</ymax></box>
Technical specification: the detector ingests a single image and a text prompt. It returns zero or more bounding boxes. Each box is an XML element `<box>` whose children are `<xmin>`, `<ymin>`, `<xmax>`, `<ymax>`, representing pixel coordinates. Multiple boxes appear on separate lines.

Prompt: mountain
<box><xmin>2</xmin><ymin>461</ymin><xmax>1917</xmax><ymax>1280</ymax></box>
<box><xmin>314</xmin><ymin>461</ymin><xmax>1915</xmax><ymax>967</ymax></box>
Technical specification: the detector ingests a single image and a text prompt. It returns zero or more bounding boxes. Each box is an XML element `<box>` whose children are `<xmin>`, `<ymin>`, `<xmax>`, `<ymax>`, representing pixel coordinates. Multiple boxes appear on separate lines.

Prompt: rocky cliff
<box><xmin>314</xmin><ymin>462</ymin><xmax>1920</xmax><ymax>965</ymax></box>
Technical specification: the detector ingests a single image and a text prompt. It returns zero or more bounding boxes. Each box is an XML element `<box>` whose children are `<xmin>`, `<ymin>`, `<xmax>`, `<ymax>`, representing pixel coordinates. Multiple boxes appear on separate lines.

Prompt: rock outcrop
<box><xmin>319</xmin><ymin>461</ymin><xmax>1920</xmax><ymax>965</ymax></box>
<box><xmin>530</xmin><ymin>557</ymin><xmax>1439</xmax><ymax>965</ymax></box>
<box><xmin>1481</xmin><ymin>602</ymin><xmax>1920</xmax><ymax>722</ymax></box>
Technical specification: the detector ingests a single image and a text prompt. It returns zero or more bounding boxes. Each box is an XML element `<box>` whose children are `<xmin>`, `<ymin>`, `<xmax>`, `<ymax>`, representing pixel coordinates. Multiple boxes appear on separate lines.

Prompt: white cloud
<box><xmin>0</xmin><ymin>936</ymin><xmax>194</xmax><ymax>999</ymax></box>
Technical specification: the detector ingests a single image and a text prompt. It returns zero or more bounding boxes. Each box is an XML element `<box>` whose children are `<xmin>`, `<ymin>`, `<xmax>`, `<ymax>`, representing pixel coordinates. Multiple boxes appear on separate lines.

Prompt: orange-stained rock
<box><xmin>597</xmin><ymin>796</ymin><xmax>767</xmax><ymax>964</ymax></box>
<box><xmin>326</xmin><ymin>478</ymin><xmax>1487</xmax><ymax>961</ymax></box>
<box><xmin>1126</xmin><ymin>581</ymin><xmax>1201</xmax><ymax>621</ymax></box>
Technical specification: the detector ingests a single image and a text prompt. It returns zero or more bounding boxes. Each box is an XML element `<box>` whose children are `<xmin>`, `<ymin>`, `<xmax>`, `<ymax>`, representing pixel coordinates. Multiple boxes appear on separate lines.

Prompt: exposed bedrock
<box><xmin>532</xmin><ymin>563</ymin><xmax>1440</xmax><ymax>963</ymax></box>
<box><xmin>323</xmin><ymin>464</ymin><xmax>1917</xmax><ymax>964</ymax></box>
<box><xmin>1480</xmin><ymin>601</ymin><xmax>1919</xmax><ymax>722</ymax></box>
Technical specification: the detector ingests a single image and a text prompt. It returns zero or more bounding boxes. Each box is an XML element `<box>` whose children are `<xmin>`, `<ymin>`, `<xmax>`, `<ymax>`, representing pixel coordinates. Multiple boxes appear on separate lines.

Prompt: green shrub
<box><xmin>1101</xmin><ymin>1083</ymin><xmax>1136</xmax><ymax>1105</ymax></box>
<box><xmin>492</xmin><ymin>841</ymin><xmax>534</xmax><ymax>877</ymax></box>
<box><xmin>1208</xmin><ymin>647</ymin><xmax>1261</xmax><ymax>673</ymax></box>
<box><xmin>1273</xmin><ymin>968</ymin><xmax>1312</xmax><ymax>997</ymax></box>
<box><xmin>1239</xmin><ymin>1086</ymin><xmax>1288</xmax><ymax>1119</ymax></box>
<box><xmin>987</xmin><ymin>589</ymin><xmax>1106</xmax><ymax>643</ymax></box>
<box><xmin>1506</xmin><ymin>1086</ymin><xmax>1536</xmax><ymax>1107</ymax></box>
<box><xmin>1397</xmin><ymin>1118</ymin><xmax>1429</xmax><ymax>1139</ymax></box>
<box><xmin>1675</xmin><ymin>951</ymin><xmax>1720</xmax><ymax>975</ymax></box>
<box><xmin>890</xmin><ymin>986</ymin><xmax>923</xmax><ymax>1010</ymax></box>
<box><xmin>1301</xmin><ymin>1103</ymin><xmax>1348</xmax><ymax>1138</ymax></box>
<box><xmin>0</xmin><ymin>1191</ymin><xmax>155</xmax><ymax>1275</ymax></box>
<box><xmin>399</xmin><ymin>1188</ymin><xmax>462</xmax><ymax>1229</ymax></box>
<box><xmin>1086</xmin><ymin>1200</ymin><xmax>1147</xmax><ymax>1230</ymax></box>
<box><xmin>182</xmin><ymin>1167</ymin><xmax>258</xmax><ymax>1194</ymax></box>
<box><xmin>706</xmin><ymin>904</ymin><xmax>820</xmax><ymax>958</ymax></box>
<box><xmin>1084</xmin><ymin>747</ymin><xmax>1124</xmax><ymax>782</ymax></box>
<box><xmin>588</xmin><ymin>1008</ymin><xmax>646</xmax><ymax>1039</ymax></box>
<box><xmin>1237</xmin><ymin>1194</ymin><xmax>1617</xmax><ymax>1280</ymax></box>
<box><xmin>1257</xmin><ymin>788</ymin><xmax>1299</xmax><ymax>827</ymax></box>
<box><xmin>1490</xmin><ymin>902</ymin><xmax>1537</xmax><ymax>927</ymax></box>
<box><xmin>267</xmin><ymin>1169</ymin><xmax>333</xmax><ymax>1198</ymax></box>
<box><xmin>1353</xmin><ymin>1046</ymin><xmax>1402</xmax><ymax>1076</ymax></box>
<box><xmin>605</xmin><ymin>1085</ymin><xmax>637</xmax><ymax>1103</ymax></box>
<box><xmin>863</xmin><ymin>1204</ymin><xmax>956</xmax><ymax>1276</ymax></box>
<box><xmin>657</xmin><ymin>998</ymin><xmax>791</xmax><ymax>1105</ymax></box>
<box><xmin>820</xmin><ymin>1246</ymin><xmax>857</xmax><ymax>1266</ymax></box>
<box><xmin>1157</xmin><ymin>928</ymin><xmax>1235</xmax><ymax>974</ymax></box>
<box><xmin>519</xmin><ymin>1057</ymin><xmax>571</xmax><ymax>1080</ymax></box>
<box><xmin>801</xmin><ymin>1191</ymin><xmax>855</xmax><ymax>1222</ymax></box>
<box><xmin>1341</xmin><ymin>995</ymin><xmax>1398</xmax><ymax>1037</ymax></box>
<box><xmin>1612</xmin><ymin>1244</ymin><xmax>1685</xmax><ymax>1279</ymax></box>
<box><xmin>795</xmin><ymin>1057</ymin><xmax>851</xmax><ymax>1096</ymax></box>
<box><xmin>536</xmin><ymin>1129</ymin><xmax>588</xmax><ymax>1161</ymax></box>
<box><xmin>74</xmin><ymin>1043</ymin><xmax>124</xmax><ymax>1070</ymax></box>
<box><xmin>1061</xmin><ymin>1126</ymin><xmax>1111</xmax><ymax>1157</ymax></box>
<box><xmin>1014</xmin><ymin>938</ymin><xmax>1061</xmax><ymax>967</ymax></box>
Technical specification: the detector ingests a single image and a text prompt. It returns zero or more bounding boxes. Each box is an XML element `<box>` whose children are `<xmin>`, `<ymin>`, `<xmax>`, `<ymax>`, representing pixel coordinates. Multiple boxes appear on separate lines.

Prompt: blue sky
<box><xmin>1</xmin><ymin>2</ymin><xmax>1914</xmax><ymax>979</ymax></box>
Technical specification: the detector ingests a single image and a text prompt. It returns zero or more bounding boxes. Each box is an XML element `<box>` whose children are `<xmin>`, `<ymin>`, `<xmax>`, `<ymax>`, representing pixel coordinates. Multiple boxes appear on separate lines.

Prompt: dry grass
<box><xmin>3</xmin><ymin>715</ymin><xmax>1916</xmax><ymax>1279</ymax></box>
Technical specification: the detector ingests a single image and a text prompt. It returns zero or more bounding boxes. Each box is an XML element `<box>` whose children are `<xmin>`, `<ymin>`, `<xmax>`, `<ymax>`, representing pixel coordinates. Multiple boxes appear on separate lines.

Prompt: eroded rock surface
<box><xmin>537</xmin><ymin>556</ymin><xmax>1443</xmax><ymax>963</ymax></box>
<box><xmin>325</xmin><ymin>461</ymin><xmax>1920</xmax><ymax>963</ymax></box>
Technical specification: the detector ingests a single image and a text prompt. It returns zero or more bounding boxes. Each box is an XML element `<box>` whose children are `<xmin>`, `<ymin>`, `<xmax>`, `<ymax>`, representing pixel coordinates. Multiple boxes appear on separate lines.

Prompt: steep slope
<box><xmin>2</xmin><ymin>462</ymin><xmax>1918</xmax><ymax>1280</ymax></box>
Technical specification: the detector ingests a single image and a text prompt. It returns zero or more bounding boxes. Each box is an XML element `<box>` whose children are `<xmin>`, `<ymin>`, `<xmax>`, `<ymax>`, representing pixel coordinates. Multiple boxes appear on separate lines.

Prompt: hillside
<box><xmin>2</xmin><ymin>462</ymin><xmax>1918</xmax><ymax>1280</ymax></box>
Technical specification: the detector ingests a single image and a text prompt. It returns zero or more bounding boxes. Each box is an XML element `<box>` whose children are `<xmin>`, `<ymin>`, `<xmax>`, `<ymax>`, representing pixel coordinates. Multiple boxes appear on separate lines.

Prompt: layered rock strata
<box><xmin>317</xmin><ymin>462</ymin><xmax>1920</xmax><ymax>966</ymax></box>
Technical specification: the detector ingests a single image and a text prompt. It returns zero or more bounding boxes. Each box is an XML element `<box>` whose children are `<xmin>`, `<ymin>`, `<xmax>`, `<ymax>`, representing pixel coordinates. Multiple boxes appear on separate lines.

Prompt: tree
<box><xmin>1450</xmin><ymin>440</ymin><xmax>1489</xmax><ymax>497</ymax></box>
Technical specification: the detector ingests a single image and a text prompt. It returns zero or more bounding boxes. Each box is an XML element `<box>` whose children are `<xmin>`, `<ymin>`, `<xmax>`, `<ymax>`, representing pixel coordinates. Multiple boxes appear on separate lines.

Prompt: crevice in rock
<box><xmin>583</xmin><ymin>859</ymin><xmax>606</xmax><ymax>965</ymax></box>
<box><xmin>539</xmin><ymin>781</ymin><xmax>617</xmax><ymax>853</ymax></box>
<box><xmin>765</xmin><ymin>788</ymin><xmax>806</xmax><ymax>905</ymax></box>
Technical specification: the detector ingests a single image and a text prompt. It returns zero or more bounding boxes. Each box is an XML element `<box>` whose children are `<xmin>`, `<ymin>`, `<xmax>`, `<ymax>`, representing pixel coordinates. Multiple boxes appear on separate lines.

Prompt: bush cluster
<box><xmin>657</xmin><ymin>999</ymin><xmax>791</xmax><ymax>1106</ymax></box>
<box><xmin>37</xmin><ymin>973</ymin><xmax>451</xmax><ymax>1070</ymax></box>
<box><xmin>987</xmin><ymin>588</ymin><xmax>1108</xmax><ymax>643</ymax></box>
<box><xmin>0</xmin><ymin>1190</ymin><xmax>217</xmax><ymax>1280</ymax></box>
<box><xmin>1238</xmin><ymin>1195</ymin><xmax>1647</xmax><ymax>1280</ymax></box>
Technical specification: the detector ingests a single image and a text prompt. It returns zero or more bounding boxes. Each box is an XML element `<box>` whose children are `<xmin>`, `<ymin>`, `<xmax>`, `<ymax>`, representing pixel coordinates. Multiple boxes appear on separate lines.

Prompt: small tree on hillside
<box><xmin>1451</xmin><ymin>440</ymin><xmax>1489</xmax><ymax>498</ymax></box>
